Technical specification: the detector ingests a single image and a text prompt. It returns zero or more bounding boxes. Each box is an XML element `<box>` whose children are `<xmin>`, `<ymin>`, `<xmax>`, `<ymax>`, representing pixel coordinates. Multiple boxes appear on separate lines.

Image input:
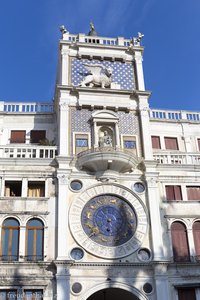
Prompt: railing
<box><xmin>153</xmin><ymin>152</ymin><xmax>200</xmax><ymax>165</ymax></box>
<box><xmin>65</xmin><ymin>33</ymin><xmax>131</xmax><ymax>47</ymax></box>
<box><xmin>1</xmin><ymin>102</ymin><xmax>54</xmax><ymax>113</ymax></box>
<box><xmin>0</xmin><ymin>145</ymin><xmax>57</xmax><ymax>159</ymax></box>
<box><xmin>77</xmin><ymin>146</ymin><xmax>136</xmax><ymax>158</ymax></box>
<box><xmin>24</xmin><ymin>255</ymin><xmax>44</xmax><ymax>262</ymax></box>
<box><xmin>149</xmin><ymin>109</ymin><xmax>200</xmax><ymax>122</ymax></box>
<box><xmin>0</xmin><ymin>255</ymin><xmax>18</xmax><ymax>261</ymax></box>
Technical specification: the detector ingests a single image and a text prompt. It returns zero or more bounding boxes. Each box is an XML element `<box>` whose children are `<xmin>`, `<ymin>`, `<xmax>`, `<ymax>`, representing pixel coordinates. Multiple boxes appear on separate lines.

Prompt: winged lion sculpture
<box><xmin>80</xmin><ymin>63</ymin><xmax>113</xmax><ymax>88</ymax></box>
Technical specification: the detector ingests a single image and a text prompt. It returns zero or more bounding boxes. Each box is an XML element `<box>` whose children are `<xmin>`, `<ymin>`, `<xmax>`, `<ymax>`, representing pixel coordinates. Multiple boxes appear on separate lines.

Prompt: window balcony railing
<box><xmin>24</xmin><ymin>255</ymin><xmax>44</xmax><ymax>262</ymax></box>
<box><xmin>153</xmin><ymin>152</ymin><xmax>200</xmax><ymax>165</ymax></box>
<box><xmin>0</xmin><ymin>145</ymin><xmax>57</xmax><ymax>159</ymax></box>
<box><xmin>0</xmin><ymin>255</ymin><xmax>18</xmax><ymax>261</ymax></box>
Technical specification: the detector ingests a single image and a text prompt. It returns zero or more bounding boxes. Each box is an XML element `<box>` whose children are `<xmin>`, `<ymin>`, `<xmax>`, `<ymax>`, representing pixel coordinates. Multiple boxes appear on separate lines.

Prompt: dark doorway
<box><xmin>87</xmin><ymin>288</ymin><xmax>140</xmax><ymax>300</ymax></box>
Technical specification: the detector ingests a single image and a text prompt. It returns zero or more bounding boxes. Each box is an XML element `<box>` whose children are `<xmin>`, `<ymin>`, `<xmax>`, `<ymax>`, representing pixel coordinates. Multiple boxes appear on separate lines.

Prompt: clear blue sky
<box><xmin>0</xmin><ymin>0</ymin><xmax>199</xmax><ymax>111</ymax></box>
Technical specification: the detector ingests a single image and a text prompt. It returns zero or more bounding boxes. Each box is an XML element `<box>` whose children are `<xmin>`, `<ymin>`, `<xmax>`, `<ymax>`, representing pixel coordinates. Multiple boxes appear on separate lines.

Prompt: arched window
<box><xmin>171</xmin><ymin>221</ymin><xmax>190</xmax><ymax>262</ymax></box>
<box><xmin>193</xmin><ymin>221</ymin><xmax>200</xmax><ymax>260</ymax></box>
<box><xmin>26</xmin><ymin>219</ymin><xmax>44</xmax><ymax>261</ymax></box>
<box><xmin>1</xmin><ymin>218</ymin><xmax>19</xmax><ymax>261</ymax></box>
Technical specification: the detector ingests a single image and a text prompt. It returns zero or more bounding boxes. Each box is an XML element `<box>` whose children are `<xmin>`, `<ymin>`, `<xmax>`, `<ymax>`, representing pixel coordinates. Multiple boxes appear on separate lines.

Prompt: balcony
<box><xmin>153</xmin><ymin>152</ymin><xmax>200</xmax><ymax>165</ymax></box>
<box><xmin>77</xmin><ymin>146</ymin><xmax>140</xmax><ymax>173</ymax></box>
<box><xmin>0</xmin><ymin>145</ymin><xmax>57</xmax><ymax>159</ymax></box>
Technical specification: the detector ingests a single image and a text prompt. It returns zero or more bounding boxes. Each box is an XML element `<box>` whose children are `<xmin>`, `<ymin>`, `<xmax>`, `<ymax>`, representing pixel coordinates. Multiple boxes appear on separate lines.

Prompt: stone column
<box><xmin>187</xmin><ymin>219</ymin><xmax>196</xmax><ymax>258</ymax></box>
<box><xmin>59</xmin><ymin>102</ymin><xmax>69</xmax><ymax>156</ymax></box>
<box><xmin>56</xmin><ymin>173</ymin><xmax>69</xmax><ymax>259</ymax></box>
<box><xmin>115</xmin><ymin>122</ymin><xmax>120</xmax><ymax>147</ymax></box>
<box><xmin>146</xmin><ymin>175</ymin><xmax>164</xmax><ymax>260</ymax></box>
<box><xmin>56</xmin><ymin>266</ymin><xmax>70</xmax><ymax>300</ymax></box>
<box><xmin>134</xmin><ymin>51</ymin><xmax>145</xmax><ymax>91</ymax></box>
<box><xmin>155</xmin><ymin>265</ymin><xmax>170</xmax><ymax>300</ymax></box>
<box><xmin>19</xmin><ymin>225</ymin><xmax>26</xmax><ymax>261</ymax></box>
<box><xmin>21</xmin><ymin>178</ymin><xmax>28</xmax><ymax>197</ymax></box>
<box><xmin>138</xmin><ymin>96</ymin><xmax>153</xmax><ymax>160</ymax></box>
<box><xmin>61</xmin><ymin>47</ymin><xmax>69</xmax><ymax>85</ymax></box>
<box><xmin>93</xmin><ymin>121</ymin><xmax>98</xmax><ymax>148</ymax></box>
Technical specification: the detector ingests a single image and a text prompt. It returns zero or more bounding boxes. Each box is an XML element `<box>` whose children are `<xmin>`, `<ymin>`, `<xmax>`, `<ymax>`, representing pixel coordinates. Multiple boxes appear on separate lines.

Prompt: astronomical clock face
<box><xmin>81</xmin><ymin>195</ymin><xmax>137</xmax><ymax>247</ymax></box>
<box><xmin>69</xmin><ymin>184</ymin><xmax>148</xmax><ymax>259</ymax></box>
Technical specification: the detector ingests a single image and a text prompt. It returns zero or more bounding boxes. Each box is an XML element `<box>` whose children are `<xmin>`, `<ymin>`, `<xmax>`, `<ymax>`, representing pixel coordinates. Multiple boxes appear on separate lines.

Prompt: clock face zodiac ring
<box><xmin>81</xmin><ymin>195</ymin><xmax>137</xmax><ymax>247</ymax></box>
<box><xmin>69</xmin><ymin>184</ymin><xmax>148</xmax><ymax>259</ymax></box>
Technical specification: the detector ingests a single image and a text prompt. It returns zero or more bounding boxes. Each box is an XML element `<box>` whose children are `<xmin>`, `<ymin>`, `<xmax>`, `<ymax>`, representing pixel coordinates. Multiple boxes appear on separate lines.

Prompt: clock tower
<box><xmin>54</xmin><ymin>24</ymin><xmax>166</xmax><ymax>300</ymax></box>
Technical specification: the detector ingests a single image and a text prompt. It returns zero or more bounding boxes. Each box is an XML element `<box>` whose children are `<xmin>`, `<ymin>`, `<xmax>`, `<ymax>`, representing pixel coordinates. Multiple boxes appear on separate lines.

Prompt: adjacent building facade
<box><xmin>0</xmin><ymin>26</ymin><xmax>200</xmax><ymax>299</ymax></box>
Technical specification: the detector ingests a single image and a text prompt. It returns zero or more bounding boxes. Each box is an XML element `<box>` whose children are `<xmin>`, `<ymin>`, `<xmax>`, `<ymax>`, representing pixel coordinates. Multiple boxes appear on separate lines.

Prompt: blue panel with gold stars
<box><xmin>71</xmin><ymin>58</ymin><xmax>135</xmax><ymax>90</ymax></box>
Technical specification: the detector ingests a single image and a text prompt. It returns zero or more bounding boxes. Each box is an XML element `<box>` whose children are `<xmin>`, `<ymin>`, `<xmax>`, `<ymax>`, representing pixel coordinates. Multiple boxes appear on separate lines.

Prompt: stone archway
<box><xmin>86</xmin><ymin>288</ymin><xmax>141</xmax><ymax>300</ymax></box>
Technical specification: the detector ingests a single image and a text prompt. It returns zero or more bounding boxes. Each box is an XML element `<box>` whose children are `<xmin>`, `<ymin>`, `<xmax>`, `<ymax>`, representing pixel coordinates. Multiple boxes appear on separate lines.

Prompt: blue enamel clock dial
<box><xmin>81</xmin><ymin>194</ymin><xmax>137</xmax><ymax>247</ymax></box>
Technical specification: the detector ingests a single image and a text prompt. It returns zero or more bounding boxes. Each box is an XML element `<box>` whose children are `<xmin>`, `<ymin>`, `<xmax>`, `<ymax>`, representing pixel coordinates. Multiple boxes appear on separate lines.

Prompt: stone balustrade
<box><xmin>0</xmin><ymin>102</ymin><xmax>53</xmax><ymax>113</ymax></box>
<box><xmin>153</xmin><ymin>152</ymin><xmax>200</xmax><ymax>165</ymax></box>
<box><xmin>149</xmin><ymin>109</ymin><xmax>200</xmax><ymax>122</ymax></box>
<box><xmin>0</xmin><ymin>145</ymin><xmax>57</xmax><ymax>159</ymax></box>
<box><xmin>65</xmin><ymin>33</ymin><xmax>131</xmax><ymax>47</ymax></box>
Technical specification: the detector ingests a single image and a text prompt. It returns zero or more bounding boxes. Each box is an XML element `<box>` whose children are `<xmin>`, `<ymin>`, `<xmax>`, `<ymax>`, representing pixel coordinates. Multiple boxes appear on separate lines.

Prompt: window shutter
<box><xmin>30</xmin><ymin>130</ymin><xmax>46</xmax><ymax>143</ymax></box>
<box><xmin>178</xmin><ymin>288</ymin><xmax>196</xmax><ymax>300</ymax></box>
<box><xmin>151</xmin><ymin>136</ymin><xmax>161</xmax><ymax>149</ymax></box>
<box><xmin>171</xmin><ymin>222</ymin><xmax>190</xmax><ymax>262</ymax></box>
<box><xmin>166</xmin><ymin>186</ymin><xmax>182</xmax><ymax>200</ymax></box>
<box><xmin>166</xmin><ymin>186</ymin><xmax>175</xmax><ymax>200</ymax></box>
<box><xmin>187</xmin><ymin>187</ymin><xmax>200</xmax><ymax>200</ymax></box>
<box><xmin>193</xmin><ymin>221</ymin><xmax>200</xmax><ymax>258</ymax></box>
<box><xmin>164</xmin><ymin>137</ymin><xmax>178</xmax><ymax>150</ymax></box>
<box><xmin>10</xmin><ymin>130</ymin><xmax>26</xmax><ymax>143</ymax></box>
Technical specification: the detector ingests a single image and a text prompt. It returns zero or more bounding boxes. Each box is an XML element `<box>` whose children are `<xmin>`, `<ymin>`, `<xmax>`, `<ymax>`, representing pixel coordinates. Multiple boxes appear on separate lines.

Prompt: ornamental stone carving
<box><xmin>80</xmin><ymin>64</ymin><xmax>113</xmax><ymax>88</ymax></box>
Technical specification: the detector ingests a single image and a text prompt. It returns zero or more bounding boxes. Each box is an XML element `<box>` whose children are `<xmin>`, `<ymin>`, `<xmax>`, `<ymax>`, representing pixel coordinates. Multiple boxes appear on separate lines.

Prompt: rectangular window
<box><xmin>124</xmin><ymin>140</ymin><xmax>136</xmax><ymax>149</ymax></box>
<box><xmin>123</xmin><ymin>136</ymin><xmax>137</xmax><ymax>155</ymax></box>
<box><xmin>165</xmin><ymin>185</ymin><xmax>182</xmax><ymax>201</ymax></box>
<box><xmin>164</xmin><ymin>137</ymin><xmax>179</xmax><ymax>150</ymax></box>
<box><xmin>4</xmin><ymin>181</ymin><xmax>22</xmax><ymax>197</ymax></box>
<box><xmin>177</xmin><ymin>288</ymin><xmax>196</xmax><ymax>300</ymax></box>
<box><xmin>151</xmin><ymin>136</ymin><xmax>161</xmax><ymax>149</ymax></box>
<box><xmin>0</xmin><ymin>290</ymin><xmax>17</xmax><ymax>299</ymax></box>
<box><xmin>28</xmin><ymin>182</ymin><xmax>45</xmax><ymax>197</ymax></box>
<box><xmin>75</xmin><ymin>134</ymin><xmax>89</xmax><ymax>155</ymax></box>
<box><xmin>24</xmin><ymin>290</ymin><xmax>43</xmax><ymax>299</ymax></box>
<box><xmin>30</xmin><ymin>130</ymin><xmax>46</xmax><ymax>144</ymax></box>
<box><xmin>187</xmin><ymin>186</ymin><xmax>200</xmax><ymax>200</ymax></box>
<box><xmin>10</xmin><ymin>130</ymin><xmax>26</xmax><ymax>143</ymax></box>
<box><xmin>76</xmin><ymin>139</ymin><xmax>88</xmax><ymax>147</ymax></box>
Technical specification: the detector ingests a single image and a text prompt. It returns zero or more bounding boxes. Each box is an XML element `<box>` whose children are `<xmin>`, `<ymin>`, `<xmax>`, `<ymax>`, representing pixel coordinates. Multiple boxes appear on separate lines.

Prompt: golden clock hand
<box><xmin>89</xmin><ymin>226</ymin><xmax>99</xmax><ymax>237</ymax></box>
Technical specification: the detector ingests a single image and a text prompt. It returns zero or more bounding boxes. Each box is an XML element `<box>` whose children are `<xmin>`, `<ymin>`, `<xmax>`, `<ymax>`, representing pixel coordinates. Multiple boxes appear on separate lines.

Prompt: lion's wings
<box><xmin>83</xmin><ymin>63</ymin><xmax>103</xmax><ymax>76</ymax></box>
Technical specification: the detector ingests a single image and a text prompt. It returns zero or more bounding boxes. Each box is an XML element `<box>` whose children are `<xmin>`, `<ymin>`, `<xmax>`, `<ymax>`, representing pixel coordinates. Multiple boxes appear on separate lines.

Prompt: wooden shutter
<box><xmin>171</xmin><ymin>222</ymin><xmax>190</xmax><ymax>262</ymax></box>
<box><xmin>166</xmin><ymin>186</ymin><xmax>182</xmax><ymax>200</ymax></box>
<box><xmin>178</xmin><ymin>288</ymin><xmax>196</xmax><ymax>300</ymax></box>
<box><xmin>187</xmin><ymin>186</ymin><xmax>200</xmax><ymax>200</ymax></box>
<box><xmin>30</xmin><ymin>130</ymin><xmax>46</xmax><ymax>143</ymax></box>
<box><xmin>193</xmin><ymin>221</ymin><xmax>200</xmax><ymax>258</ymax></box>
<box><xmin>151</xmin><ymin>136</ymin><xmax>161</xmax><ymax>149</ymax></box>
<box><xmin>164</xmin><ymin>137</ymin><xmax>178</xmax><ymax>150</ymax></box>
<box><xmin>10</xmin><ymin>130</ymin><xmax>26</xmax><ymax>143</ymax></box>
